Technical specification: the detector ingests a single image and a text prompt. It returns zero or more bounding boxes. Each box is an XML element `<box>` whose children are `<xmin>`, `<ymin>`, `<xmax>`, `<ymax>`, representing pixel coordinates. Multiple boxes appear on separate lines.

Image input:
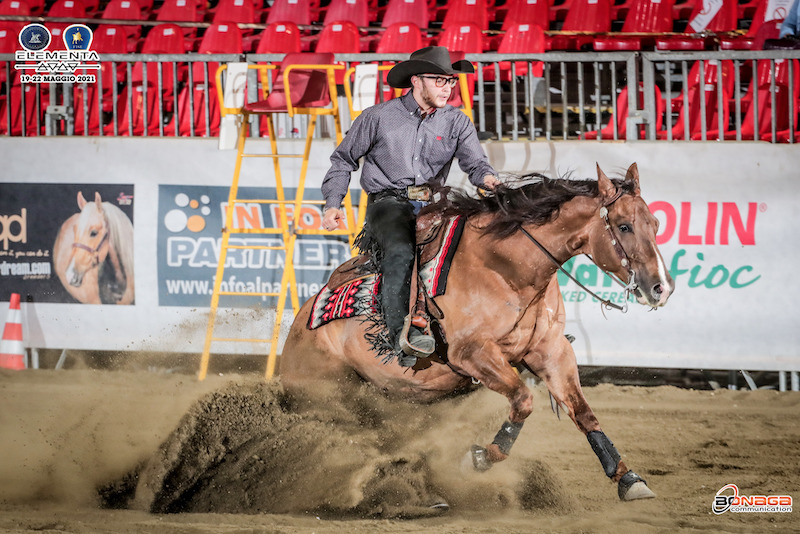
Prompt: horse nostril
<box><xmin>652</xmin><ymin>284</ymin><xmax>663</xmax><ymax>296</ymax></box>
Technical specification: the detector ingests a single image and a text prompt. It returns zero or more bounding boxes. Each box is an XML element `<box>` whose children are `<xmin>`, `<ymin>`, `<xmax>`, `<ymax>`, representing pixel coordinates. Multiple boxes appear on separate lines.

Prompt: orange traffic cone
<box><xmin>0</xmin><ymin>293</ymin><xmax>25</xmax><ymax>370</ymax></box>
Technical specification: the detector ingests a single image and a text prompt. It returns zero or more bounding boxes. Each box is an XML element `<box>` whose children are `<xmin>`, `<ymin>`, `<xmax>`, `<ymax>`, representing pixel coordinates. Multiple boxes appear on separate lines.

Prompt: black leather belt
<box><xmin>368</xmin><ymin>185</ymin><xmax>432</xmax><ymax>203</ymax></box>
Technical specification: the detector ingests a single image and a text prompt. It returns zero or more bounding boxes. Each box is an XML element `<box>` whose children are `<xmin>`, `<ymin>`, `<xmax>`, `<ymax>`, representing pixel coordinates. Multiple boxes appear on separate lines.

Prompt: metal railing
<box><xmin>2</xmin><ymin>50</ymin><xmax>799</xmax><ymax>141</ymax></box>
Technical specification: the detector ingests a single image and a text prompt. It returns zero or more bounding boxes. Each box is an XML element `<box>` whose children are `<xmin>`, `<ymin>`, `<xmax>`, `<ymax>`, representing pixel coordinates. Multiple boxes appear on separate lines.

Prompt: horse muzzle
<box><xmin>633</xmin><ymin>279</ymin><xmax>672</xmax><ymax>308</ymax></box>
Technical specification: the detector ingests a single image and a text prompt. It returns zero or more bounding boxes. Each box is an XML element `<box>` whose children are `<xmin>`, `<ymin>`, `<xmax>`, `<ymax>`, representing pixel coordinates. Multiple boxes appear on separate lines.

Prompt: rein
<box><xmin>518</xmin><ymin>189</ymin><xmax>638</xmax><ymax>313</ymax></box>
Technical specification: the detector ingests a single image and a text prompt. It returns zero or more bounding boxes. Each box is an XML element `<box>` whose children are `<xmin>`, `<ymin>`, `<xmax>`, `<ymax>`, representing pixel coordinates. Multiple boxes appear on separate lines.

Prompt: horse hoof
<box><xmin>460</xmin><ymin>444</ymin><xmax>493</xmax><ymax>474</ymax></box>
<box><xmin>428</xmin><ymin>500</ymin><xmax>450</xmax><ymax>513</ymax></box>
<box><xmin>618</xmin><ymin>471</ymin><xmax>656</xmax><ymax>501</ymax></box>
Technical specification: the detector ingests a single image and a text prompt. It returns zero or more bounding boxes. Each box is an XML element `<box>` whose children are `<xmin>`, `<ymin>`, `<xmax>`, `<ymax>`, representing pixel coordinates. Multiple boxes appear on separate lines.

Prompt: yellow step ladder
<box><xmin>199</xmin><ymin>54</ymin><xmax>359</xmax><ymax>381</ymax></box>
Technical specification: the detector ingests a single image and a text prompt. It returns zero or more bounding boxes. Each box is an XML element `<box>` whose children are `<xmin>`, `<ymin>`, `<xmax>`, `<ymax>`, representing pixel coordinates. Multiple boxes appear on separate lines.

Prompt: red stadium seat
<box><xmin>15</xmin><ymin>0</ymin><xmax>43</xmax><ymax>15</ymax></box>
<box><xmin>91</xmin><ymin>25</ymin><xmax>129</xmax><ymax>102</ymax></box>
<box><xmin>702</xmin><ymin>59</ymin><xmax>800</xmax><ymax>140</ymax></box>
<box><xmin>322</xmin><ymin>0</ymin><xmax>371</xmax><ymax>27</ymax></box>
<box><xmin>657</xmin><ymin>60</ymin><xmax>734</xmax><ymax>140</ymax></box>
<box><xmin>381</xmin><ymin>0</ymin><xmax>430</xmax><ymax>29</ymax></box>
<box><xmin>483</xmin><ymin>23</ymin><xmax>545</xmax><ymax>81</ymax></box>
<box><xmin>0</xmin><ymin>75</ymin><xmax>48</xmax><ymax>135</ymax></box>
<box><xmin>101</xmin><ymin>0</ymin><xmax>144</xmax><ymax>51</ymax></box>
<box><xmin>719</xmin><ymin>0</ymin><xmax>784</xmax><ymax>49</ymax></box>
<box><xmin>442</xmin><ymin>0</ymin><xmax>490</xmax><ymax>30</ymax></box>
<box><xmin>657</xmin><ymin>0</ymin><xmax>738</xmax><ymax>50</ymax></box>
<box><xmin>160</xmin><ymin>23</ymin><xmax>243</xmax><ymax>137</ymax></box>
<box><xmin>584</xmin><ymin>83</ymin><xmax>664</xmax><ymax>139</ymax></box>
<box><xmin>376</xmin><ymin>22</ymin><xmax>425</xmax><ymax>52</ymax></box>
<box><xmin>73</xmin><ymin>84</ymin><xmax>101</xmax><ymax>135</ymax></box>
<box><xmin>593</xmin><ymin>0</ymin><xmax>675</xmax><ymax>50</ymax></box>
<box><xmin>315</xmin><ymin>21</ymin><xmax>361</xmax><ymax>80</ymax></box>
<box><xmin>266</xmin><ymin>0</ymin><xmax>313</xmax><ymax>26</ymax></box>
<box><xmin>132</xmin><ymin>24</ymin><xmax>187</xmax><ymax>111</ymax></box>
<box><xmin>156</xmin><ymin>0</ymin><xmax>202</xmax><ymax>42</ymax></box>
<box><xmin>211</xmin><ymin>0</ymin><xmax>258</xmax><ymax>50</ymax></box>
<box><xmin>254</xmin><ymin>21</ymin><xmax>302</xmax><ymax>54</ymax></box>
<box><xmin>0</xmin><ymin>0</ymin><xmax>30</xmax><ymax>35</ymax></box>
<box><xmin>548</xmin><ymin>0</ymin><xmax>611</xmax><ymax>50</ymax></box>
<box><xmin>437</xmin><ymin>21</ymin><xmax>484</xmax><ymax>52</ymax></box>
<box><xmin>499</xmin><ymin>0</ymin><xmax>550</xmax><ymax>30</ymax></box>
<box><xmin>46</xmin><ymin>0</ymin><xmax>87</xmax><ymax>49</ymax></box>
<box><xmin>245</xmin><ymin>52</ymin><xmax>339</xmax><ymax>137</ymax></box>
<box><xmin>0</xmin><ymin>26</ymin><xmax>17</xmax><ymax>86</ymax></box>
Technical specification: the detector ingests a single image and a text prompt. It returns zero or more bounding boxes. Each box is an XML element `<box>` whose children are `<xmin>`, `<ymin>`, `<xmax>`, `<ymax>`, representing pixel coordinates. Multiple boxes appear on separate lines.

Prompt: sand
<box><xmin>0</xmin><ymin>366</ymin><xmax>798</xmax><ymax>533</ymax></box>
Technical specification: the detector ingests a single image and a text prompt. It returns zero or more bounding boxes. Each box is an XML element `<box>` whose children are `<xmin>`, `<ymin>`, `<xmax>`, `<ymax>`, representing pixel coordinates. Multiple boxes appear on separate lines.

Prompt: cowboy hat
<box><xmin>386</xmin><ymin>46</ymin><xmax>474</xmax><ymax>89</ymax></box>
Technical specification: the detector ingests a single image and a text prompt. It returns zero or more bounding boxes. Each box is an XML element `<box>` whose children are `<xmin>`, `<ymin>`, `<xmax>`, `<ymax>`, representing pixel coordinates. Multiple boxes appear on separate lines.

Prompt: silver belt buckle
<box><xmin>407</xmin><ymin>185</ymin><xmax>431</xmax><ymax>201</ymax></box>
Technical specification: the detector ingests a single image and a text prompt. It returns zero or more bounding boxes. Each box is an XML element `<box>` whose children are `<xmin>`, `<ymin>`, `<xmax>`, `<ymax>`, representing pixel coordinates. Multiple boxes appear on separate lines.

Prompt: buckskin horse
<box><xmin>280</xmin><ymin>163</ymin><xmax>673</xmax><ymax>501</ymax></box>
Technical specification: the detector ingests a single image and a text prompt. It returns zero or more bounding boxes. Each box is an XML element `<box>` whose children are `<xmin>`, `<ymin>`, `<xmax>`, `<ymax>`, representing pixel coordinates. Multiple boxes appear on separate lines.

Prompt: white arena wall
<box><xmin>0</xmin><ymin>136</ymin><xmax>797</xmax><ymax>373</ymax></box>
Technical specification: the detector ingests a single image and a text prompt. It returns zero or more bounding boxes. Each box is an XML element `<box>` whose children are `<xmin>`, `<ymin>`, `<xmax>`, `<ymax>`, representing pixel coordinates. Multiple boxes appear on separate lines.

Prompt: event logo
<box><xmin>15</xmin><ymin>23</ymin><xmax>99</xmax><ymax>84</ymax></box>
<box><xmin>712</xmin><ymin>484</ymin><xmax>792</xmax><ymax>514</ymax></box>
<box><xmin>18</xmin><ymin>23</ymin><xmax>50</xmax><ymax>51</ymax></box>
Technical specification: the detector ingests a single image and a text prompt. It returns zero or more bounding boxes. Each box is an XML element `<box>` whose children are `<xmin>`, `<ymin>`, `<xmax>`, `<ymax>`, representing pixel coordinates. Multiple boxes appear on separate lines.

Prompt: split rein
<box><xmin>518</xmin><ymin>189</ymin><xmax>638</xmax><ymax>313</ymax></box>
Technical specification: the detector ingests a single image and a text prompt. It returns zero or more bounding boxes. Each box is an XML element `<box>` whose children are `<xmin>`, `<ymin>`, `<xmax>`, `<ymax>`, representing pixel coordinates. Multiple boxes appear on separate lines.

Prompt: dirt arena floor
<box><xmin>1</xmin><ymin>362</ymin><xmax>798</xmax><ymax>534</ymax></box>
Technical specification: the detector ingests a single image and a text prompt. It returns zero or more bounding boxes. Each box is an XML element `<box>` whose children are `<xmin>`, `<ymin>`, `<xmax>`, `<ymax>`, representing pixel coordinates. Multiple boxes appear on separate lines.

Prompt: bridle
<box><xmin>72</xmin><ymin>224</ymin><xmax>109</xmax><ymax>267</ymax></box>
<box><xmin>518</xmin><ymin>188</ymin><xmax>639</xmax><ymax>313</ymax></box>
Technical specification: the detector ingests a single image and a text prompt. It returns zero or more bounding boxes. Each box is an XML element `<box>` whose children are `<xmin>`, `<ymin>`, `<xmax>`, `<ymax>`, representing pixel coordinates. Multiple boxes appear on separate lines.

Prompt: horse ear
<box><xmin>94</xmin><ymin>192</ymin><xmax>103</xmax><ymax>207</ymax></box>
<box><xmin>596</xmin><ymin>163</ymin><xmax>616</xmax><ymax>202</ymax></box>
<box><xmin>77</xmin><ymin>191</ymin><xmax>87</xmax><ymax>209</ymax></box>
<box><xmin>626</xmin><ymin>162</ymin><xmax>641</xmax><ymax>196</ymax></box>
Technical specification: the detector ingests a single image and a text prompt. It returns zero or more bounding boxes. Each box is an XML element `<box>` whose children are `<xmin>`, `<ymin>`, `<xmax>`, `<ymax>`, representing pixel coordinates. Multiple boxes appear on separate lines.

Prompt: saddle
<box><xmin>323</xmin><ymin>206</ymin><xmax>456</xmax><ymax>369</ymax></box>
<box><xmin>327</xmin><ymin>205</ymin><xmax>451</xmax><ymax>294</ymax></box>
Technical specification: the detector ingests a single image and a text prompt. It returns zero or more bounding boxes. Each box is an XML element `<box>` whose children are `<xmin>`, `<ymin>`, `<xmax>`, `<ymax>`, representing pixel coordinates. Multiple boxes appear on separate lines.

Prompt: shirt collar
<box><xmin>400</xmin><ymin>90</ymin><xmax>438</xmax><ymax>119</ymax></box>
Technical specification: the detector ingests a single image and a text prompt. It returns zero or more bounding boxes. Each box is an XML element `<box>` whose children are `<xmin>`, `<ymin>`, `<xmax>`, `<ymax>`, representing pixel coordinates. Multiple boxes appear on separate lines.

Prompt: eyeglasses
<box><xmin>417</xmin><ymin>75</ymin><xmax>459</xmax><ymax>88</ymax></box>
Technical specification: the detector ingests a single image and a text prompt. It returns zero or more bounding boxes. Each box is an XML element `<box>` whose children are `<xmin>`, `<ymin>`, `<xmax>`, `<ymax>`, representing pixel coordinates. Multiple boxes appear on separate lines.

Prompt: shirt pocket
<box><xmin>425</xmin><ymin>131</ymin><xmax>459</xmax><ymax>169</ymax></box>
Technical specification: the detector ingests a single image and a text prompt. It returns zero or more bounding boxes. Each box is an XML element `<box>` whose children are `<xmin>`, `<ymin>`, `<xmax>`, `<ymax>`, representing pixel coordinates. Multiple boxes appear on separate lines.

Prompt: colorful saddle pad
<box><xmin>307</xmin><ymin>215</ymin><xmax>465</xmax><ymax>330</ymax></box>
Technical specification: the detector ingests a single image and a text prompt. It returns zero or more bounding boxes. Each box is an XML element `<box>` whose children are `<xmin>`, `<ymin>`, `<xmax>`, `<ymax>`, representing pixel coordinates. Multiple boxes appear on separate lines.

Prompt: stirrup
<box><xmin>398</xmin><ymin>314</ymin><xmax>435</xmax><ymax>359</ymax></box>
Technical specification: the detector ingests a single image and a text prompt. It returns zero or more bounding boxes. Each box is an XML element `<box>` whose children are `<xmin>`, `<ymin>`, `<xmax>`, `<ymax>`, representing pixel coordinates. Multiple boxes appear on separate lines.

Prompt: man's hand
<box><xmin>322</xmin><ymin>208</ymin><xmax>344</xmax><ymax>231</ymax></box>
<box><xmin>483</xmin><ymin>175</ymin><xmax>501</xmax><ymax>189</ymax></box>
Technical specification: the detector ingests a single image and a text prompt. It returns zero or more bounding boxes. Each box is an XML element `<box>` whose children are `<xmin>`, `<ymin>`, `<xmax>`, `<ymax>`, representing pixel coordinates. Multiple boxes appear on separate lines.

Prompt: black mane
<box><xmin>442</xmin><ymin>173</ymin><xmax>636</xmax><ymax>238</ymax></box>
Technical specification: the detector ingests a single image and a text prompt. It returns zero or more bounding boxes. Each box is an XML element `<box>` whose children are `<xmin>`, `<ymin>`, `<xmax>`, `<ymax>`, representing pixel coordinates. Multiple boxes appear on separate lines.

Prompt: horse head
<box><xmin>65</xmin><ymin>191</ymin><xmax>109</xmax><ymax>287</ymax></box>
<box><xmin>589</xmin><ymin>163</ymin><xmax>673</xmax><ymax>308</ymax></box>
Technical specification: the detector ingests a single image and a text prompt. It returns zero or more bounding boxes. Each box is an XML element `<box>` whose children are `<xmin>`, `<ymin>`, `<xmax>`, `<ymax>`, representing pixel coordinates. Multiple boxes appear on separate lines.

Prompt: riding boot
<box><xmin>364</xmin><ymin>193</ymin><xmax>434</xmax><ymax>366</ymax></box>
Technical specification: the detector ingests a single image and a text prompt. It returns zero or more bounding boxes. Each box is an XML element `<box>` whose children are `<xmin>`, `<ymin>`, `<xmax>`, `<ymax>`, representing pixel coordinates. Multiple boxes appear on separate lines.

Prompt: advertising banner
<box><xmin>1</xmin><ymin>137</ymin><xmax>797</xmax><ymax>372</ymax></box>
<box><xmin>0</xmin><ymin>183</ymin><xmax>135</xmax><ymax>305</ymax></box>
<box><xmin>156</xmin><ymin>184</ymin><xmax>353</xmax><ymax>307</ymax></box>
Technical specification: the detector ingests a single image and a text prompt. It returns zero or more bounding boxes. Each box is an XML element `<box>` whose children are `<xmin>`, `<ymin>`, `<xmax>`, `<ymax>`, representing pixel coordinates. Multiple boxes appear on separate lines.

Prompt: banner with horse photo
<box><xmin>0</xmin><ymin>183</ymin><xmax>135</xmax><ymax>305</ymax></box>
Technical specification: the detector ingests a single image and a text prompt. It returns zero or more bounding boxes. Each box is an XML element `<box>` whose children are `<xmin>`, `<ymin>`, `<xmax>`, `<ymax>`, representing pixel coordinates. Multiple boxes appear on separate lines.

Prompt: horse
<box><xmin>53</xmin><ymin>191</ymin><xmax>135</xmax><ymax>305</ymax></box>
<box><xmin>280</xmin><ymin>163</ymin><xmax>674</xmax><ymax>501</ymax></box>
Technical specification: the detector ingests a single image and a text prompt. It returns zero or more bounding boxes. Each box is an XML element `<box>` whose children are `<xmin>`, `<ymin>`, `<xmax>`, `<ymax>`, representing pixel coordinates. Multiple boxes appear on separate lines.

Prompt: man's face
<box><xmin>413</xmin><ymin>74</ymin><xmax>458</xmax><ymax>109</ymax></box>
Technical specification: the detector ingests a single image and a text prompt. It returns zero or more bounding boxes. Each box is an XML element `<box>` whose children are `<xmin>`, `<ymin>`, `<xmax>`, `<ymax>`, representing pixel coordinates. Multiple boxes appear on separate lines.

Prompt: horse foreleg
<box><xmin>532</xmin><ymin>339</ymin><xmax>655</xmax><ymax>501</ymax></box>
<box><xmin>456</xmin><ymin>342</ymin><xmax>532</xmax><ymax>470</ymax></box>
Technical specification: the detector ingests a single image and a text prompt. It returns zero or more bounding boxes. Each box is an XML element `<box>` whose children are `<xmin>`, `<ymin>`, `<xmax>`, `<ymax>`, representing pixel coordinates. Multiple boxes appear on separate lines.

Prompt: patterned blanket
<box><xmin>308</xmin><ymin>215</ymin><xmax>465</xmax><ymax>330</ymax></box>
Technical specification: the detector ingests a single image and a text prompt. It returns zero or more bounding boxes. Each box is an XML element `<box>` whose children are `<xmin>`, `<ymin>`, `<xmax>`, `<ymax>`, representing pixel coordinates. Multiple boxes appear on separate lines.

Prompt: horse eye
<box><xmin>90</xmin><ymin>230</ymin><xmax>98</xmax><ymax>237</ymax></box>
<box><xmin>618</xmin><ymin>224</ymin><xmax>632</xmax><ymax>233</ymax></box>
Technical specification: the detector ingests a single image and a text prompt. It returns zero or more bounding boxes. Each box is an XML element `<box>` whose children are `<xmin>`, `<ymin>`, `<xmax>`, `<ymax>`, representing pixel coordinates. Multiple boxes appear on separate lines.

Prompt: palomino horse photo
<box><xmin>280</xmin><ymin>163</ymin><xmax>673</xmax><ymax>502</ymax></box>
<box><xmin>53</xmin><ymin>191</ymin><xmax>135</xmax><ymax>305</ymax></box>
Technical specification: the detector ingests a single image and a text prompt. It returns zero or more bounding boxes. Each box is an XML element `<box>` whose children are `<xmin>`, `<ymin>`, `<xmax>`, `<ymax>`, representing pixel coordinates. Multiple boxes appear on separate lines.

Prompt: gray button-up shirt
<box><xmin>321</xmin><ymin>91</ymin><xmax>497</xmax><ymax>209</ymax></box>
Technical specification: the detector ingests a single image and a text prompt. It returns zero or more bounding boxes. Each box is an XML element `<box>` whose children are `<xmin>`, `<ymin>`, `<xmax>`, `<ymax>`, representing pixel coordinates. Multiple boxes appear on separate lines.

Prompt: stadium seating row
<box><xmin>0</xmin><ymin>0</ymin><xmax>789</xmax><ymax>54</ymax></box>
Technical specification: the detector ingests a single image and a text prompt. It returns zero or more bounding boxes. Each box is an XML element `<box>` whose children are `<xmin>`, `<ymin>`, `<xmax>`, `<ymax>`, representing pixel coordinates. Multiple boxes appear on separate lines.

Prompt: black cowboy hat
<box><xmin>386</xmin><ymin>46</ymin><xmax>475</xmax><ymax>89</ymax></box>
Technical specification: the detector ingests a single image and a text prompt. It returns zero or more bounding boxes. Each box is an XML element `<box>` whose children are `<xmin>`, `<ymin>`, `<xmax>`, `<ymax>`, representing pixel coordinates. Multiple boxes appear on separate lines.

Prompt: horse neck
<box><xmin>482</xmin><ymin>195</ymin><xmax>599</xmax><ymax>291</ymax></box>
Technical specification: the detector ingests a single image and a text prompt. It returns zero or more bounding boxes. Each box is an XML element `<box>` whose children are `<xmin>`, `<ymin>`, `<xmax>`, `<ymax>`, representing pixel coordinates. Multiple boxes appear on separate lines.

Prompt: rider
<box><xmin>321</xmin><ymin>46</ymin><xmax>500</xmax><ymax>367</ymax></box>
